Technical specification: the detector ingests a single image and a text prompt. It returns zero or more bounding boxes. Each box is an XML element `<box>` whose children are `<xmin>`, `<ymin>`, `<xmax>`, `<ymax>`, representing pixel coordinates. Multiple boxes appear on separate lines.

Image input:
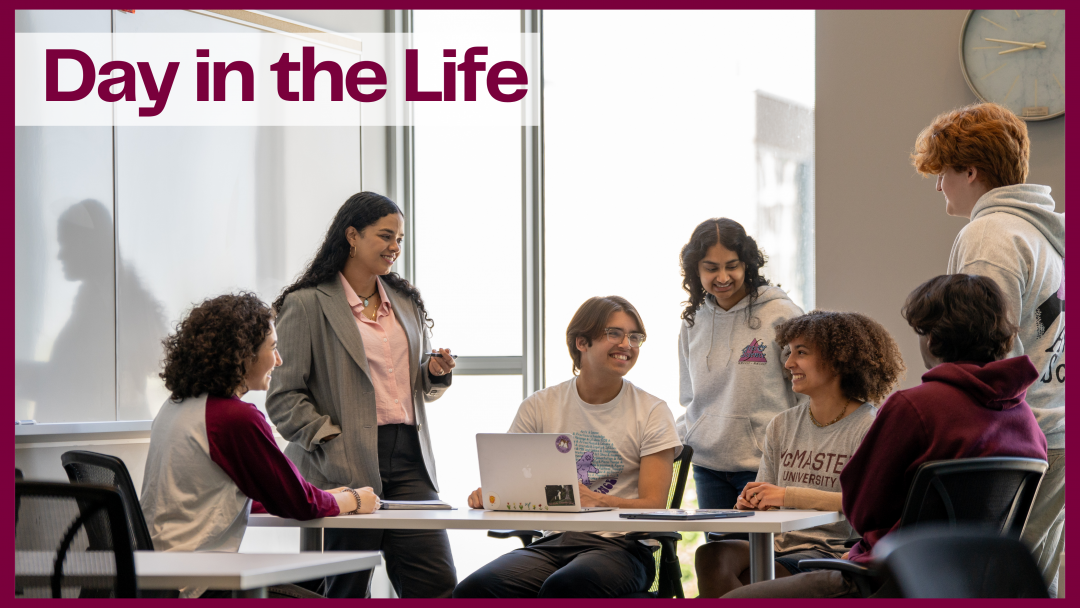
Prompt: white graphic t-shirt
<box><xmin>509</xmin><ymin>377</ymin><xmax>683</xmax><ymax>501</ymax></box>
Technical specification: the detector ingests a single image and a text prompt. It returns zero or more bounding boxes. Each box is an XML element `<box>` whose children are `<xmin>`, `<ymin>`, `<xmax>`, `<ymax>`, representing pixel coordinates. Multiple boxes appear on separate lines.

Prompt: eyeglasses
<box><xmin>603</xmin><ymin>327</ymin><xmax>646</xmax><ymax>348</ymax></box>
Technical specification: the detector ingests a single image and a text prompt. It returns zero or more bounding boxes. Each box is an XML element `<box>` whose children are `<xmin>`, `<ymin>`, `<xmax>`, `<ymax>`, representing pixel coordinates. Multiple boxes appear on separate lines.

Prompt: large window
<box><xmin>541</xmin><ymin>11</ymin><xmax>815</xmax><ymax>595</ymax></box>
<box><xmin>412</xmin><ymin>9</ymin><xmax>530</xmax><ymax>582</ymax></box>
<box><xmin>543</xmin><ymin>10</ymin><xmax>816</xmax><ymax>412</ymax></box>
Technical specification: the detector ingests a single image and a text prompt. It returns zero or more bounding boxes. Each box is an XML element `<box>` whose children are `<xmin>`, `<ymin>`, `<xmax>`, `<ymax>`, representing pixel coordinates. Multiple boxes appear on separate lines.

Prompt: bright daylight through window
<box><xmin>413</xmin><ymin>10</ymin><xmax>815</xmax><ymax>591</ymax></box>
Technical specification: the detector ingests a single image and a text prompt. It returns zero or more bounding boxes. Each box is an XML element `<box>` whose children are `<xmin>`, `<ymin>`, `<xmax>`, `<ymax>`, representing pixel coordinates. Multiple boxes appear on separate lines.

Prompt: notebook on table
<box><xmin>619</xmin><ymin>509</ymin><xmax>755</xmax><ymax>520</ymax></box>
<box><xmin>476</xmin><ymin>433</ymin><xmax>615</xmax><ymax>513</ymax></box>
<box><xmin>380</xmin><ymin>500</ymin><xmax>453</xmax><ymax>510</ymax></box>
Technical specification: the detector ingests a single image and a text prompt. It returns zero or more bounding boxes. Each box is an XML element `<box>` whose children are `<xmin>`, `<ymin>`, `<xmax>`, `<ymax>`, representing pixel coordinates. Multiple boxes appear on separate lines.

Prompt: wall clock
<box><xmin>960</xmin><ymin>10</ymin><xmax>1065</xmax><ymax>121</ymax></box>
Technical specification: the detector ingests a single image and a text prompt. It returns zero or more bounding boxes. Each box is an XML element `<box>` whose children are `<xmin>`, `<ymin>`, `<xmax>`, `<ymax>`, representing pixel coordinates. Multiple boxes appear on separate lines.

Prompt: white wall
<box><xmin>816</xmin><ymin>10</ymin><xmax>1065</xmax><ymax>390</ymax></box>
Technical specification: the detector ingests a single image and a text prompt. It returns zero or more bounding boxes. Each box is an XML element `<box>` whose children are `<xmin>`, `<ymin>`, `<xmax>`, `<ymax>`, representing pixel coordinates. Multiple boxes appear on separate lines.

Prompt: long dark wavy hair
<box><xmin>272</xmin><ymin>192</ymin><xmax>432</xmax><ymax>327</ymax></box>
<box><xmin>160</xmin><ymin>292</ymin><xmax>274</xmax><ymax>401</ymax></box>
<box><xmin>680</xmin><ymin>218</ymin><xmax>769</xmax><ymax>328</ymax></box>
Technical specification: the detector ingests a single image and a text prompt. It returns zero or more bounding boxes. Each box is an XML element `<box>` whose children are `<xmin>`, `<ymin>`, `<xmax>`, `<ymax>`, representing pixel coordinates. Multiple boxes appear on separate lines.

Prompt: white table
<box><xmin>16</xmin><ymin>550</ymin><xmax>382</xmax><ymax>598</ymax></box>
<box><xmin>249</xmin><ymin>509</ymin><xmax>841</xmax><ymax>583</ymax></box>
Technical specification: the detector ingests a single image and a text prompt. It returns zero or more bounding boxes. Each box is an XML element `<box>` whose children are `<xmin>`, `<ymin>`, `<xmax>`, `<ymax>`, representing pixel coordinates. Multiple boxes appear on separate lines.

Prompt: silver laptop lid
<box><xmin>476</xmin><ymin>433</ymin><xmax>585</xmax><ymax>512</ymax></box>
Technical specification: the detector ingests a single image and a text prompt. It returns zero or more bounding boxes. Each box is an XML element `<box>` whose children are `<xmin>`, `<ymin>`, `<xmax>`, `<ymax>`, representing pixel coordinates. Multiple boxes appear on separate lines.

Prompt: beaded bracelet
<box><xmin>345</xmin><ymin>488</ymin><xmax>363</xmax><ymax>514</ymax></box>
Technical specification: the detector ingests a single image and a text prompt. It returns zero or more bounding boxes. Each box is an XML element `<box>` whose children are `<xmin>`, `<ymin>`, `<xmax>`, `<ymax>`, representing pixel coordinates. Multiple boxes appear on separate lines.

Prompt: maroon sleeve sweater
<box><xmin>840</xmin><ymin>357</ymin><xmax>1047</xmax><ymax>562</ymax></box>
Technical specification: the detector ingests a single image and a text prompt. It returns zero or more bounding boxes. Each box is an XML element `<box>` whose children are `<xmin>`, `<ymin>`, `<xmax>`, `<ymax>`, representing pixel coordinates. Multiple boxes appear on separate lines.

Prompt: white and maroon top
<box><xmin>141</xmin><ymin>394</ymin><xmax>338</xmax><ymax>595</ymax></box>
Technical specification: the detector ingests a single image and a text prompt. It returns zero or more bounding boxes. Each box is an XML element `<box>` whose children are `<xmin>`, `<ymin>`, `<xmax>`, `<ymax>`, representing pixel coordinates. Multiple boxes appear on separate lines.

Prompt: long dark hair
<box><xmin>680</xmin><ymin>218</ymin><xmax>769</xmax><ymax>328</ymax></box>
<box><xmin>273</xmin><ymin>192</ymin><xmax>432</xmax><ymax>327</ymax></box>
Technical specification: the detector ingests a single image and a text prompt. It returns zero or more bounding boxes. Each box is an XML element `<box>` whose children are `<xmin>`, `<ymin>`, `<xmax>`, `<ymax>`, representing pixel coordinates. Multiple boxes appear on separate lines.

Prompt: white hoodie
<box><xmin>676</xmin><ymin>285</ymin><xmax>805</xmax><ymax>472</ymax></box>
<box><xmin>947</xmin><ymin>183</ymin><xmax>1065</xmax><ymax>449</ymax></box>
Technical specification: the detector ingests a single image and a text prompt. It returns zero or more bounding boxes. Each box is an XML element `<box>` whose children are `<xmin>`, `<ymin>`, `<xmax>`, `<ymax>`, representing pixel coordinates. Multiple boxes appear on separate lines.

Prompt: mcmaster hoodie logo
<box><xmin>739</xmin><ymin>339</ymin><xmax>768</xmax><ymax>364</ymax></box>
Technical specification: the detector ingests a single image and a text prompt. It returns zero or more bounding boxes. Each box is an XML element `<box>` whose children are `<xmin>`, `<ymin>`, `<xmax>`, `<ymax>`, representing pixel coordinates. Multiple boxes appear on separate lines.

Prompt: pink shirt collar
<box><xmin>339</xmin><ymin>272</ymin><xmax>391</xmax><ymax>320</ymax></box>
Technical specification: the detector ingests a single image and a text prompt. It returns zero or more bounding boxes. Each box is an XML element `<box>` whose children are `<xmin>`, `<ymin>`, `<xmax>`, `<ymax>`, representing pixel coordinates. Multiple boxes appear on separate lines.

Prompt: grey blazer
<box><xmin>265</xmin><ymin>276</ymin><xmax>451</xmax><ymax>494</ymax></box>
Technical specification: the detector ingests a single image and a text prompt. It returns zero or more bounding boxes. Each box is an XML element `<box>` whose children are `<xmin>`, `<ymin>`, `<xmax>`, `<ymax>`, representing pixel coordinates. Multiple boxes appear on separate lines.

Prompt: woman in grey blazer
<box><xmin>267</xmin><ymin>192</ymin><xmax>457</xmax><ymax>598</ymax></box>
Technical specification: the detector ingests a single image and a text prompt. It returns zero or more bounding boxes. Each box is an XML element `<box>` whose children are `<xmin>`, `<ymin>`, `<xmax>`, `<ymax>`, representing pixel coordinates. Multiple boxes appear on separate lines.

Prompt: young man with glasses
<box><xmin>454</xmin><ymin>296</ymin><xmax>682</xmax><ymax>598</ymax></box>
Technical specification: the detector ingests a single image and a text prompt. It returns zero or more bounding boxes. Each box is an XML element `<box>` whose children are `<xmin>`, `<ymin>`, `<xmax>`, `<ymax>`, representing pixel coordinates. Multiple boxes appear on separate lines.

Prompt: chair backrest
<box><xmin>875</xmin><ymin>525</ymin><xmax>1049</xmax><ymax>598</ymax></box>
<box><xmin>898</xmin><ymin>457</ymin><xmax>1047</xmax><ymax>537</ymax></box>
<box><xmin>15</xmin><ymin>481</ymin><xmax>138</xmax><ymax>598</ymax></box>
<box><xmin>61</xmin><ymin>450</ymin><xmax>155</xmax><ymax>552</ymax></box>
<box><xmin>667</xmin><ymin>444</ymin><xmax>694</xmax><ymax>509</ymax></box>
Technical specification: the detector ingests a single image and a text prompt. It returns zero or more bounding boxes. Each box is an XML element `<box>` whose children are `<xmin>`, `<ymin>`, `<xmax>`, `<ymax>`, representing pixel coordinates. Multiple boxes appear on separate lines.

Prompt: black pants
<box><xmin>453</xmin><ymin>531</ymin><xmax>655</xmax><ymax>598</ymax></box>
<box><xmin>321</xmin><ymin>424</ymin><xmax>457</xmax><ymax>598</ymax></box>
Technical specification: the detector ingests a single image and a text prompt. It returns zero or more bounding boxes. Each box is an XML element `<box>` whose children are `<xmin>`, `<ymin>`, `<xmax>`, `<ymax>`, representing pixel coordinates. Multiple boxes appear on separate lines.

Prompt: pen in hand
<box><xmin>430</xmin><ymin>351</ymin><xmax>458</xmax><ymax>359</ymax></box>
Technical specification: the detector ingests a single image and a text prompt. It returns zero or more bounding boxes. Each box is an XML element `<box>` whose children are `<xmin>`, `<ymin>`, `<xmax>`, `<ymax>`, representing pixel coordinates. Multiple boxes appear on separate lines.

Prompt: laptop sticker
<box><xmin>546</xmin><ymin>484</ymin><xmax>576</xmax><ymax>506</ymax></box>
<box><xmin>486</xmin><ymin>491</ymin><xmax>500</xmax><ymax>509</ymax></box>
<box><xmin>555</xmin><ymin>434</ymin><xmax>572</xmax><ymax>453</ymax></box>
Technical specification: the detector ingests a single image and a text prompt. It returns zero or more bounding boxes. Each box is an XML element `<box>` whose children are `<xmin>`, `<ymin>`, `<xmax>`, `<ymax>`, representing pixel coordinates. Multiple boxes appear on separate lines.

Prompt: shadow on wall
<box><xmin>15</xmin><ymin>199</ymin><xmax>167</xmax><ymax>421</ymax></box>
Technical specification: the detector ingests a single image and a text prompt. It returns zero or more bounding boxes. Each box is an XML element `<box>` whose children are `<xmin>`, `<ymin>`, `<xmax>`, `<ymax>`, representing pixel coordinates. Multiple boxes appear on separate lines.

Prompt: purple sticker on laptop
<box><xmin>555</xmin><ymin>435</ymin><xmax>572</xmax><ymax>453</ymax></box>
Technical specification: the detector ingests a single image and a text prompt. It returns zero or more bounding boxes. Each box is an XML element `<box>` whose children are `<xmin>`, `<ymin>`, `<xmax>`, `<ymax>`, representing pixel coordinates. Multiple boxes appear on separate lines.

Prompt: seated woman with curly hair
<box><xmin>140</xmin><ymin>293</ymin><xmax>379</xmax><ymax>598</ymax></box>
<box><xmin>696</xmin><ymin>310</ymin><xmax>904</xmax><ymax>598</ymax></box>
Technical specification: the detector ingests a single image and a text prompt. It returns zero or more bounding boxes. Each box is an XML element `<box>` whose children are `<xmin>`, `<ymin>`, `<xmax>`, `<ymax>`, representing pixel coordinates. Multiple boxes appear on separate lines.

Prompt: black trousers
<box><xmin>321</xmin><ymin>424</ymin><xmax>457</xmax><ymax>598</ymax></box>
<box><xmin>453</xmin><ymin>531</ymin><xmax>655</xmax><ymax>598</ymax></box>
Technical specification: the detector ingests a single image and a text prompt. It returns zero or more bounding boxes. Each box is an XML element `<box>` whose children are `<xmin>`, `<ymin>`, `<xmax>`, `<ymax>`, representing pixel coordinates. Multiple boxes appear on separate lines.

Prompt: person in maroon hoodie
<box><xmin>723</xmin><ymin>274</ymin><xmax>1047</xmax><ymax>598</ymax></box>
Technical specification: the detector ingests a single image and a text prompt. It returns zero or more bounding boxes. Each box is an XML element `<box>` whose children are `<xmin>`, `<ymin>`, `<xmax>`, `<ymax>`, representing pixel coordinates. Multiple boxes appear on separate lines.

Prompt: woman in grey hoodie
<box><xmin>677</xmin><ymin>218</ymin><xmax>805</xmax><ymax>509</ymax></box>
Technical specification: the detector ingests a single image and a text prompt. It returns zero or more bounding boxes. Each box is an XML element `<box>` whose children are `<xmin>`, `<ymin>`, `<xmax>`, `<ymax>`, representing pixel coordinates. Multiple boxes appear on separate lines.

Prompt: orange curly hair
<box><xmin>911</xmin><ymin>102</ymin><xmax>1029</xmax><ymax>191</ymax></box>
<box><xmin>775</xmin><ymin>310</ymin><xmax>905</xmax><ymax>404</ymax></box>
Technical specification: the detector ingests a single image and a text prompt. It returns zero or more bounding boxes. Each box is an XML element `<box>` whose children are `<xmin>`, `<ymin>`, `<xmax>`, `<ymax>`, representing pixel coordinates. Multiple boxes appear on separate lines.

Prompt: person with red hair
<box><xmin>911</xmin><ymin>103</ymin><xmax>1064</xmax><ymax>595</ymax></box>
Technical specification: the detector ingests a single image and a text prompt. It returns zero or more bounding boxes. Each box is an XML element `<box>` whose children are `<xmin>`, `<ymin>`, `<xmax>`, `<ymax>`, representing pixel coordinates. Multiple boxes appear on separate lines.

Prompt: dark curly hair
<box><xmin>775</xmin><ymin>310</ymin><xmax>905</xmax><ymax>404</ymax></box>
<box><xmin>160</xmin><ymin>293</ymin><xmax>274</xmax><ymax>401</ymax></box>
<box><xmin>680</xmin><ymin>218</ymin><xmax>769</xmax><ymax>328</ymax></box>
<box><xmin>902</xmin><ymin>274</ymin><xmax>1018</xmax><ymax>364</ymax></box>
<box><xmin>272</xmin><ymin>192</ymin><xmax>432</xmax><ymax>327</ymax></box>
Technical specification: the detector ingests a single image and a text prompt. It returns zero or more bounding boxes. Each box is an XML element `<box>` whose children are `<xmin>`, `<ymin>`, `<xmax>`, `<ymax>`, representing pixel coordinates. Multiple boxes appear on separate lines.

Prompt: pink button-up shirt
<box><xmin>339</xmin><ymin>273</ymin><xmax>415</xmax><ymax>426</ymax></box>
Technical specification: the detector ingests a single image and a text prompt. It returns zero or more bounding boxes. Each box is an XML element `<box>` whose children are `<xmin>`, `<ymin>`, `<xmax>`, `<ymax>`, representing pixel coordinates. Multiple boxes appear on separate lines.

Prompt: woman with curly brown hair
<box><xmin>266</xmin><ymin>192</ymin><xmax>457</xmax><ymax>598</ymax></box>
<box><xmin>676</xmin><ymin>218</ymin><xmax>805</xmax><ymax>511</ymax></box>
<box><xmin>696</xmin><ymin>310</ymin><xmax>903</xmax><ymax>597</ymax></box>
<box><xmin>140</xmin><ymin>293</ymin><xmax>378</xmax><ymax>598</ymax></box>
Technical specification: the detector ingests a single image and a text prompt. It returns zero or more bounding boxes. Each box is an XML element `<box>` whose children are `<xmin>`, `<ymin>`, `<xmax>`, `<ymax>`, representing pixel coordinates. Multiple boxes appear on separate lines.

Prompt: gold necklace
<box><xmin>808</xmin><ymin>403</ymin><xmax>849</xmax><ymax>427</ymax></box>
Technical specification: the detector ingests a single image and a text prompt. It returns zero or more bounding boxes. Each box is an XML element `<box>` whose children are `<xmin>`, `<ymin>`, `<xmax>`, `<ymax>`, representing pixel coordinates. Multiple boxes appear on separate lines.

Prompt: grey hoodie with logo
<box><xmin>677</xmin><ymin>285</ymin><xmax>805</xmax><ymax>472</ymax></box>
<box><xmin>947</xmin><ymin>183</ymin><xmax>1065</xmax><ymax>449</ymax></box>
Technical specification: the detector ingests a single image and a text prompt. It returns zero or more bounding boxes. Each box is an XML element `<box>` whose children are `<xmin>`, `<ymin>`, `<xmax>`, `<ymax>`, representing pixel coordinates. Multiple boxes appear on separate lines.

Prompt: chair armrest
<box><xmin>707</xmin><ymin>532</ymin><xmax>749</xmax><ymax>542</ymax></box>
<box><xmin>798</xmin><ymin>559</ymin><xmax>881</xmax><ymax>597</ymax></box>
<box><xmin>798</xmin><ymin>558</ymin><xmax>878</xmax><ymax>578</ymax></box>
<box><xmin>487</xmin><ymin>530</ymin><xmax>542</xmax><ymax>547</ymax></box>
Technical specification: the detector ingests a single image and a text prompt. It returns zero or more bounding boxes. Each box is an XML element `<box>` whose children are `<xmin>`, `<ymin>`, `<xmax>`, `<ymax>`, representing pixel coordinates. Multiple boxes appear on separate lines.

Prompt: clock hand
<box><xmin>997</xmin><ymin>45</ymin><xmax>1041</xmax><ymax>55</ymax></box>
<box><xmin>998</xmin><ymin>42</ymin><xmax>1047</xmax><ymax>55</ymax></box>
<box><xmin>985</xmin><ymin>37</ymin><xmax>1047</xmax><ymax>49</ymax></box>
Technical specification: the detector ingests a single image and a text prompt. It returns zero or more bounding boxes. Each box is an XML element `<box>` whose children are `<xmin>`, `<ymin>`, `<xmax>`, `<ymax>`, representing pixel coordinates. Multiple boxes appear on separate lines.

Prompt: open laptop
<box><xmin>476</xmin><ymin>433</ymin><xmax>615</xmax><ymax>512</ymax></box>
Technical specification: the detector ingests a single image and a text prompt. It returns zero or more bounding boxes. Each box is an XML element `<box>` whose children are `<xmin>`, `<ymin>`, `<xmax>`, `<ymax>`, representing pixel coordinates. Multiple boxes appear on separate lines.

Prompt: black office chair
<box><xmin>61</xmin><ymin>450</ymin><xmax>155</xmax><ymax>552</ymax></box>
<box><xmin>873</xmin><ymin>525</ymin><xmax>1050</xmax><ymax>598</ymax></box>
<box><xmin>15</xmin><ymin>480</ymin><xmax>138</xmax><ymax>598</ymax></box>
<box><xmin>799</xmin><ymin>457</ymin><xmax>1047</xmax><ymax>597</ymax></box>
<box><xmin>61</xmin><ymin>451</ymin><xmax>180</xmax><ymax>598</ymax></box>
<box><xmin>488</xmin><ymin>444</ymin><xmax>694</xmax><ymax>598</ymax></box>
